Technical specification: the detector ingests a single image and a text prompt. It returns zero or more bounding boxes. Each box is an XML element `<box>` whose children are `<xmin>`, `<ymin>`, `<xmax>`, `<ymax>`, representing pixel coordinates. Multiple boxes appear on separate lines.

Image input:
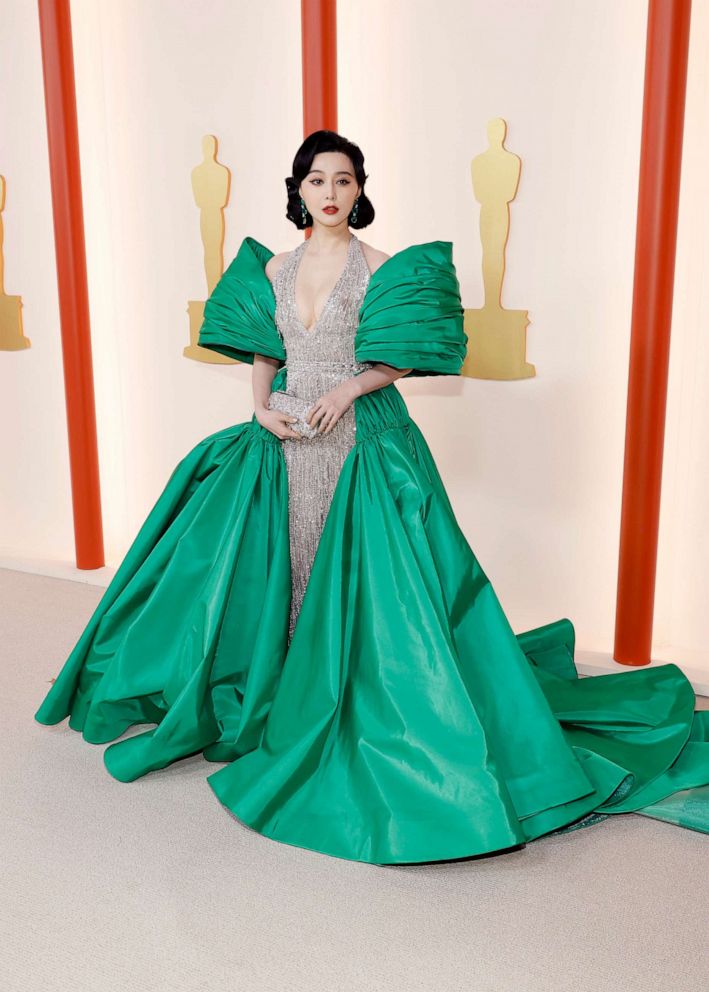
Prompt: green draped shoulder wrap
<box><xmin>197</xmin><ymin>235</ymin><xmax>468</xmax><ymax>377</ymax></box>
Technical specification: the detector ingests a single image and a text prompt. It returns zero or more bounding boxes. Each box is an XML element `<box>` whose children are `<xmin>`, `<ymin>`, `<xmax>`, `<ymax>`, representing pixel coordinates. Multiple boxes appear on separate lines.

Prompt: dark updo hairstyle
<box><xmin>285</xmin><ymin>129</ymin><xmax>375</xmax><ymax>230</ymax></box>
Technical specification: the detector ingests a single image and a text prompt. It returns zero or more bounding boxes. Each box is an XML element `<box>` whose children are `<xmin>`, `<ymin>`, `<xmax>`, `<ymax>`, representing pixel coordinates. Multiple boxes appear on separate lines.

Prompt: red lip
<box><xmin>323</xmin><ymin>206</ymin><xmax>339</xmax><ymax>213</ymax></box>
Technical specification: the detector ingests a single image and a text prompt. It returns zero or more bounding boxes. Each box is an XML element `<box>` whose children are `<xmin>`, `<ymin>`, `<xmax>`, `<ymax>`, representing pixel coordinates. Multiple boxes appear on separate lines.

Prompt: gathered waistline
<box><xmin>284</xmin><ymin>359</ymin><xmax>373</xmax><ymax>368</ymax></box>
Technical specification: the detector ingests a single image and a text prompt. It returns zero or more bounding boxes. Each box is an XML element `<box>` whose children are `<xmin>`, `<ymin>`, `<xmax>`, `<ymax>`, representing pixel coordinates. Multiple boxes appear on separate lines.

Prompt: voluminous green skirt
<box><xmin>35</xmin><ymin>382</ymin><xmax>709</xmax><ymax>864</ymax></box>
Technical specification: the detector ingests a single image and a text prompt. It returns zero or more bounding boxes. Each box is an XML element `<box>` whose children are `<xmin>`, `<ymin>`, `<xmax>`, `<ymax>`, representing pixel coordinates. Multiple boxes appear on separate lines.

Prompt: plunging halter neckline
<box><xmin>292</xmin><ymin>234</ymin><xmax>357</xmax><ymax>337</ymax></box>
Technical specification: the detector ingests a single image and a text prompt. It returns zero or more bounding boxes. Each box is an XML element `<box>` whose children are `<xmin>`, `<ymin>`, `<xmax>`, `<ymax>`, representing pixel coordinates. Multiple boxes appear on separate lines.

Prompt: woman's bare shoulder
<box><xmin>264</xmin><ymin>250</ymin><xmax>292</xmax><ymax>285</ymax></box>
<box><xmin>357</xmin><ymin>239</ymin><xmax>391</xmax><ymax>276</ymax></box>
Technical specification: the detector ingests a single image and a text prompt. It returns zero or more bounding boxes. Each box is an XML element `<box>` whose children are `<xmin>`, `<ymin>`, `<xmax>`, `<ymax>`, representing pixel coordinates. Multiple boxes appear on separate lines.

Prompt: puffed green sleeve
<box><xmin>197</xmin><ymin>236</ymin><xmax>286</xmax><ymax>365</ymax></box>
<box><xmin>354</xmin><ymin>240</ymin><xmax>468</xmax><ymax>377</ymax></box>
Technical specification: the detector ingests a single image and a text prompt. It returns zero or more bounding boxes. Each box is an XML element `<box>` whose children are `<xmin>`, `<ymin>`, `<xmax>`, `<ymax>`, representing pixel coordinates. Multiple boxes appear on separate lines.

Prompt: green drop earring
<box><xmin>299</xmin><ymin>197</ymin><xmax>309</xmax><ymax>226</ymax></box>
<box><xmin>350</xmin><ymin>197</ymin><xmax>360</xmax><ymax>224</ymax></box>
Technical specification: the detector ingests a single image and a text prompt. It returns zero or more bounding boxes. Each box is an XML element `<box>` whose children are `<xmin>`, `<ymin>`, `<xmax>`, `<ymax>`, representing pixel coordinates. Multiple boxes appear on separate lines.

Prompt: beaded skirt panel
<box><xmin>272</xmin><ymin>233</ymin><xmax>373</xmax><ymax>642</ymax></box>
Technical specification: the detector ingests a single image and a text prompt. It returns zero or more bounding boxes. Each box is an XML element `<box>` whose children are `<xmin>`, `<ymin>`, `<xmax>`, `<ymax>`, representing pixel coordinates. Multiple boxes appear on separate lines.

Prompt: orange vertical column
<box><xmin>614</xmin><ymin>0</ymin><xmax>692</xmax><ymax>665</ymax></box>
<box><xmin>37</xmin><ymin>0</ymin><xmax>105</xmax><ymax>568</ymax></box>
<box><xmin>301</xmin><ymin>0</ymin><xmax>338</xmax><ymax>240</ymax></box>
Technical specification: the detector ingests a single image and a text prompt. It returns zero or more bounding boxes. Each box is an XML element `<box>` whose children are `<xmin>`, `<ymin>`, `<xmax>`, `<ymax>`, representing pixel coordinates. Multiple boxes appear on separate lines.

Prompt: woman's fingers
<box><xmin>306</xmin><ymin>404</ymin><xmax>321</xmax><ymax>427</ymax></box>
<box><xmin>272</xmin><ymin>415</ymin><xmax>302</xmax><ymax>440</ymax></box>
<box><xmin>284</xmin><ymin>415</ymin><xmax>303</xmax><ymax>439</ymax></box>
<box><xmin>295</xmin><ymin>402</ymin><xmax>344</xmax><ymax>435</ymax></box>
<box><xmin>320</xmin><ymin>408</ymin><xmax>338</xmax><ymax>433</ymax></box>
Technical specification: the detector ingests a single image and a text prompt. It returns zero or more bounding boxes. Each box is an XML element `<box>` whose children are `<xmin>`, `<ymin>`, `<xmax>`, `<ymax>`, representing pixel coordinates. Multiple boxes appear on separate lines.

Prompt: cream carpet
<box><xmin>2</xmin><ymin>567</ymin><xmax>707</xmax><ymax>992</ymax></box>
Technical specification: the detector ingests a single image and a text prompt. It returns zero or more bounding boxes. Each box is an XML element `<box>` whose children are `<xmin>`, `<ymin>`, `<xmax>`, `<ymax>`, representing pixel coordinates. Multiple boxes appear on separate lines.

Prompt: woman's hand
<box><xmin>255</xmin><ymin>407</ymin><xmax>304</xmax><ymax>440</ymax></box>
<box><xmin>306</xmin><ymin>380</ymin><xmax>359</xmax><ymax>434</ymax></box>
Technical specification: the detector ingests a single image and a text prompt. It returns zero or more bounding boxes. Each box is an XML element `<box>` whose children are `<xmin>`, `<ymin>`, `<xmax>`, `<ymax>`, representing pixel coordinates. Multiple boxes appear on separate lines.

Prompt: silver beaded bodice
<box><xmin>271</xmin><ymin>233</ymin><xmax>372</xmax><ymax>643</ymax></box>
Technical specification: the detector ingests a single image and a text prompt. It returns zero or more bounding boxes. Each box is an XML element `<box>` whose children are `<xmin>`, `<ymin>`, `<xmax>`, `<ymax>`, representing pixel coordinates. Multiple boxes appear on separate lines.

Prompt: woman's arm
<box><xmin>349</xmin><ymin>363</ymin><xmax>413</xmax><ymax>398</ymax></box>
<box><xmin>252</xmin><ymin>353</ymin><xmax>304</xmax><ymax>440</ymax></box>
<box><xmin>252</xmin><ymin>353</ymin><xmax>280</xmax><ymax>415</ymax></box>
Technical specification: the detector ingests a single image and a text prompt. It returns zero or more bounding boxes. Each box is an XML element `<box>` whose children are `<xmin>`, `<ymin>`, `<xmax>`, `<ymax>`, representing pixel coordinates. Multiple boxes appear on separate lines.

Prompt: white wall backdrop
<box><xmin>0</xmin><ymin>0</ymin><xmax>706</xmax><ymax>679</ymax></box>
<box><xmin>653</xmin><ymin>0</ymin><xmax>709</xmax><ymax>676</ymax></box>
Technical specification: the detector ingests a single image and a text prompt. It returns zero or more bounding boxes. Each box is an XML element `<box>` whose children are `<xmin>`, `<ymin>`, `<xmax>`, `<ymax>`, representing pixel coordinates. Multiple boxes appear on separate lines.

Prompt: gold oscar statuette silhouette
<box><xmin>462</xmin><ymin>119</ymin><xmax>534</xmax><ymax>380</ymax></box>
<box><xmin>184</xmin><ymin>135</ymin><xmax>234</xmax><ymax>364</ymax></box>
<box><xmin>0</xmin><ymin>175</ymin><xmax>30</xmax><ymax>351</ymax></box>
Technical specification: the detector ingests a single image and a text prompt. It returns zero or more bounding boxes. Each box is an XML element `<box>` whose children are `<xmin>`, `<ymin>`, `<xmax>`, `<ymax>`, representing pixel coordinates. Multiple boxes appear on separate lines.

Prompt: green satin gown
<box><xmin>35</xmin><ymin>235</ymin><xmax>709</xmax><ymax>865</ymax></box>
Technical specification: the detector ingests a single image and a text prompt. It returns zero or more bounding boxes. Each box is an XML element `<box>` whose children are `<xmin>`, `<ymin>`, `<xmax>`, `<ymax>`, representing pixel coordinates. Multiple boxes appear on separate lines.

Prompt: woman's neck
<box><xmin>305</xmin><ymin>225</ymin><xmax>353</xmax><ymax>253</ymax></box>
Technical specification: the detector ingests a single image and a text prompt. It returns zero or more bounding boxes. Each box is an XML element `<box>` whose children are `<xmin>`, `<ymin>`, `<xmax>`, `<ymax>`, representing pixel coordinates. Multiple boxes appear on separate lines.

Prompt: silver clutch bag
<box><xmin>267</xmin><ymin>390</ymin><xmax>320</xmax><ymax>439</ymax></box>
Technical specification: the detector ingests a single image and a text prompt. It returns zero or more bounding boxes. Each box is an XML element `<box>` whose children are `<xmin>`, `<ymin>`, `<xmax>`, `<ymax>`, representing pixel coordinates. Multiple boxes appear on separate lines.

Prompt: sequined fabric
<box><xmin>272</xmin><ymin>233</ymin><xmax>373</xmax><ymax>642</ymax></box>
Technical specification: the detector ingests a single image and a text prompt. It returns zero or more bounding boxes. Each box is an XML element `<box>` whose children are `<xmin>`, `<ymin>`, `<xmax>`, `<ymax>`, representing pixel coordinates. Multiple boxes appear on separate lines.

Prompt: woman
<box><xmin>35</xmin><ymin>130</ymin><xmax>709</xmax><ymax>865</ymax></box>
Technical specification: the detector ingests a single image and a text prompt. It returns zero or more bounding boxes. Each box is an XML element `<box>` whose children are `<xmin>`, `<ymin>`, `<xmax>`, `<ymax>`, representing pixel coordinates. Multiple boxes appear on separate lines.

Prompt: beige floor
<box><xmin>2</xmin><ymin>567</ymin><xmax>708</xmax><ymax>992</ymax></box>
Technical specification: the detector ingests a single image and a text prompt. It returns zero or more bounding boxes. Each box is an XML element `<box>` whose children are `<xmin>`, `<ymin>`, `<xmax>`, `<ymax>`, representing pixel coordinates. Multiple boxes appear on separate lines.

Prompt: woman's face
<box><xmin>299</xmin><ymin>151</ymin><xmax>360</xmax><ymax>228</ymax></box>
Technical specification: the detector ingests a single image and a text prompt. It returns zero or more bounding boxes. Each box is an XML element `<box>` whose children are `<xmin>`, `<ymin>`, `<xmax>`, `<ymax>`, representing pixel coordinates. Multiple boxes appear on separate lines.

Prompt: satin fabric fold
<box><xmin>354</xmin><ymin>240</ymin><xmax>468</xmax><ymax>376</ymax></box>
<box><xmin>198</xmin><ymin>237</ymin><xmax>285</xmax><ymax>366</ymax></box>
<box><xmin>35</xmin><ymin>421</ymin><xmax>292</xmax><ymax>780</ymax></box>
